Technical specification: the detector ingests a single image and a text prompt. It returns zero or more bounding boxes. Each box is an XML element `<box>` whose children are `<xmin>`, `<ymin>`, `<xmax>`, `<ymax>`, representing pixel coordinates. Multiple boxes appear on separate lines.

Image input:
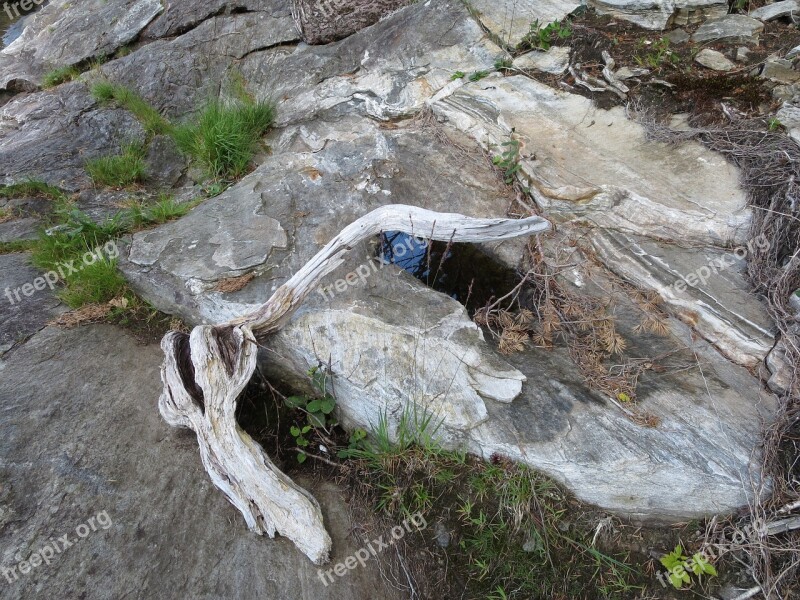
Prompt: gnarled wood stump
<box><xmin>159</xmin><ymin>205</ymin><xmax>550</xmax><ymax>564</ymax></box>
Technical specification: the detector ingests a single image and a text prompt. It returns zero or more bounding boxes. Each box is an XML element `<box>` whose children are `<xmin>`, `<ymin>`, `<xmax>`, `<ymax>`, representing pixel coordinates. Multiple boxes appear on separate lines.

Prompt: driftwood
<box><xmin>291</xmin><ymin>0</ymin><xmax>412</xmax><ymax>45</ymax></box>
<box><xmin>159</xmin><ymin>205</ymin><xmax>550</xmax><ymax>563</ymax></box>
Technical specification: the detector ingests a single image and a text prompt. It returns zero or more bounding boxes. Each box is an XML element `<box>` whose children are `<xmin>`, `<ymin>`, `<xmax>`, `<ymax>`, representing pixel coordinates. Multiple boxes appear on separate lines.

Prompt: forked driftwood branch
<box><xmin>159</xmin><ymin>205</ymin><xmax>550</xmax><ymax>564</ymax></box>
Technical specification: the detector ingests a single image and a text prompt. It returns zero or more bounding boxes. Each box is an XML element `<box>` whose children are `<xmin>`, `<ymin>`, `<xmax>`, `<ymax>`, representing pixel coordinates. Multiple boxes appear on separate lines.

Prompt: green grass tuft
<box><xmin>0</xmin><ymin>180</ymin><xmax>67</xmax><ymax>201</ymax></box>
<box><xmin>30</xmin><ymin>207</ymin><xmax>127</xmax><ymax>308</ymax></box>
<box><xmin>126</xmin><ymin>194</ymin><xmax>199</xmax><ymax>229</ymax></box>
<box><xmin>0</xmin><ymin>239</ymin><xmax>37</xmax><ymax>254</ymax></box>
<box><xmin>42</xmin><ymin>65</ymin><xmax>81</xmax><ymax>88</ymax></box>
<box><xmin>172</xmin><ymin>98</ymin><xmax>275</xmax><ymax>180</ymax></box>
<box><xmin>90</xmin><ymin>82</ymin><xmax>172</xmax><ymax>136</ymax></box>
<box><xmin>86</xmin><ymin>143</ymin><xmax>146</xmax><ymax>188</ymax></box>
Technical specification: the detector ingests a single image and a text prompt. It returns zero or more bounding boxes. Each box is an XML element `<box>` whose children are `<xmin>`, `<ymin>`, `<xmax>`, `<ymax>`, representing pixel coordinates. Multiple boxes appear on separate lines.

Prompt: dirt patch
<box><xmin>516</xmin><ymin>8</ymin><xmax>799</xmax><ymax>123</ymax></box>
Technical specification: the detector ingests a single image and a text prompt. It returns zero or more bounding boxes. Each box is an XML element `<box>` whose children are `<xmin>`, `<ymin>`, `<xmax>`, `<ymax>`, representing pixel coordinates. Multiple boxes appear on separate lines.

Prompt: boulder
<box><xmin>751</xmin><ymin>0</ymin><xmax>800</xmax><ymax>21</ymax></box>
<box><xmin>120</xmin><ymin>113</ymin><xmax>775</xmax><ymax>519</ymax></box>
<box><xmin>695</xmin><ymin>48</ymin><xmax>736</xmax><ymax>71</ymax></box>
<box><xmin>691</xmin><ymin>14</ymin><xmax>764</xmax><ymax>44</ymax></box>
<box><xmin>431</xmin><ymin>75</ymin><xmax>750</xmax><ymax>246</ymax></box>
<box><xmin>513</xmin><ymin>46</ymin><xmax>571</xmax><ymax>74</ymax></box>
<box><xmin>100</xmin><ymin>11</ymin><xmax>299</xmax><ymax>119</ymax></box>
<box><xmin>465</xmin><ymin>0</ymin><xmax>581</xmax><ymax>47</ymax></box>
<box><xmin>590</xmin><ymin>0</ymin><xmax>727</xmax><ymax>30</ymax></box>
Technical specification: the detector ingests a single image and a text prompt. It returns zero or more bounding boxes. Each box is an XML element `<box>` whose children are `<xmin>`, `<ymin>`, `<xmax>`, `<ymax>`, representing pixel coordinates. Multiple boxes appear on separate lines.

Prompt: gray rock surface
<box><xmin>120</xmin><ymin>113</ymin><xmax>776</xmax><ymax>519</ymax></box>
<box><xmin>513</xmin><ymin>46</ymin><xmax>571</xmax><ymax>74</ymax></box>
<box><xmin>432</xmin><ymin>75</ymin><xmax>750</xmax><ymax>246</ymax></box>
<box><xmin>761</xmin><ymin>59</ymin><xmax>800</xmax><ymax>84</ymax></box>
<box><xmin>0</xmin><ymin>253</ymin><xmax>65</xmax><ymax>355</ymax></box>
<box><xmin>0</xmin><ymin>82</ymin><xmax>146</xmax><ymax>191</ymax></box>
<box><xmin>0</xmin><ymin>0</ymin><xmax>163</xmax><ymax>89</ymax></box>
<box><xmin>588</xmin><ymin>229</ymin><xmax>774</xmax><ymax>367</ymax></box>
<box><xmin>695</xmin><ymin>48</ymin><xmax>736</xmax><ymax>71</ymax></box>
<box><xmin>691</xmin><ymin>14</ymin><xmax>764</xmax><ymax>44</ymax></box>
<box><xmin>238</xmin><ymin>0</ymin><xmax>500</xmax><ymax>127</ymax></box>
<box><xmin>144</xmin><ymin>135</ymin><xmax>186</xmax><ymax>188</ymax></box>
<box><xmin>100</xmin><ymin>10</ymin><xmax>299</xmax><ymax>119</ymax></box>
<box><xmin>0</xmin><ymin>217</ymin><xmax>38</xmax><ymax>242</ymax></box>
<box><xmin>0</xmin><ymin>324</ymin><xmax>405</xmax><ymax>599</ymax></box>
<box><xmin>466</xmin><ymin>0</ymin><xmax>582</xmax><ymax>46</ymax></box>
<box><xmin>751</xmin><ymin>0</ymin><xmax>799</xmax><ymax>21</ymax></box>
<box><xmin>777</xmin><ymin>103</ymin><xmax>800</xmax><ymax>128</ymax></box>
<box><xmin>591</xmin><ymin>0</ymin><xmax>728</xmax><ymax>29</ymax></box>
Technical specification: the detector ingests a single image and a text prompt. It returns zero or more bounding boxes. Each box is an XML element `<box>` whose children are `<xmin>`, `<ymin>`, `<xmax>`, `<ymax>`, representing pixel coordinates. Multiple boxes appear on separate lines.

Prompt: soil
<box><xmin>518</xmin><ymin>8</ymin><xmax>800</xmax><ymax>126</ymax></box>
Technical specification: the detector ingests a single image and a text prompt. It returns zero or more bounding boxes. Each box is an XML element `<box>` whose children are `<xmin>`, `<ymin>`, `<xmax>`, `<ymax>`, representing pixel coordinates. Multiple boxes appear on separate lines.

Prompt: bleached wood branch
<box><xmin>159</xmin><ymin>204</ymin><xmax>550</xmax><ymax>564</ymax></box>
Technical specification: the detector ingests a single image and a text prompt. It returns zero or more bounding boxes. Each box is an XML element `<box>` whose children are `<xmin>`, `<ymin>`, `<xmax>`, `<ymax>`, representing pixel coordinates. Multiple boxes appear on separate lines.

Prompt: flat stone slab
<box><xmin>432</xmin><ymin>75</ymin><xmax>750</xmax><ymax>246</ymax></box>
<box><xmin>590</xmin><ymin>0</ymin><xmax>728</xmax><ymax>29</ymax></box>
<box><xmin>513</xmin><ymin>46</ymin><xmax>571</xmax><ymax>74</ymax></box>
<box><xmin>751</xmin><ymin>0</ymin><xmax>800</xmax><ymax>21</ymax></box>
<box><xmin>692</xmin><ymin>14</ymin><xmax>764</xmax><ymax>44</ymax></box>
<box><xmin>0</xmin><ymin>253</ymin><xmax>65</xmax><ymax>355</ymax></box>
<box><xmin>466</xmin><ymin>0</ymin><xmax>581</xmax><ymax>47</ymax></box>
<box><xmin>0</xmin><ymin>324</ymin><xmax>406</xmax><ymax>599</ymax></box>
<box><xmin>696</xmin><ymin>48</ymin><xmax>736</xmax><ymax>71</ymax></box>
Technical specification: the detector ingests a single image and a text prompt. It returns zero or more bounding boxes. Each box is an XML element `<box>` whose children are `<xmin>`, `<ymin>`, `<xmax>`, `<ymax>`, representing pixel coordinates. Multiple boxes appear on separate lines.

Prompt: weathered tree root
<box><xmin>158</xmin><ymin>205</ymin><xmax>550</xmax><ymax>563</ymax></box>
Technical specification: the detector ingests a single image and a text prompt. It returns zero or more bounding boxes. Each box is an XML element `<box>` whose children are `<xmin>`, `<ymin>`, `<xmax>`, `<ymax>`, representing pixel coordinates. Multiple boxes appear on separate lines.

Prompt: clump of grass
<box><xmin>172</xmin><ymin>98</ymin><xmax>275</xmax><ymax>180</ymax></box>
<box><xmin>337</xmin><ymin>406</ymin><xmax>645</xmax><ymax>599</ymax></box>
<box><xmin>126</xmin><ymin>194</ymin><xmax>198</xmax><ymax>229</ymax></box>
<box><xmin>90</xmin><ymin>82</ymin><xmax>171</xmax><ymax>135</ymax></box>
<box><xmin>42</xmin><ymin>65</ymin><xmax>81</xmax><ymax>88</ymax></box>
<box><xmin>0</xmin><ymin>239</ymin><xmax>37</xmax><ymax>254</ymax></box>
<box><xmin>86</xmin><ymin>143</ymin><xmax>146</xmax><ymax>188</ymax></box>
<box><xmin>0</xmin><ymin>180</ymin><xmax>66</xmax><ymax>201</ymax></box>
<box><xmin>31</xmin><ymin>207</ymin><xmax>127</xmax><ymax>308</ymax></box>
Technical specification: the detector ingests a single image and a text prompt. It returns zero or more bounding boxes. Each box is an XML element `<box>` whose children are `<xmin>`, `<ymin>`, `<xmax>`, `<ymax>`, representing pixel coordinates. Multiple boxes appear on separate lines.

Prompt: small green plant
<box><xmin>494</xmin><ymin>57</ymin><xmax>513</xmax><ymax>72</ymax></box>
<box><xmin>524</xmin><ymin>19</ymin><xmax>572</xmax><ymax>51</ymax></box>
<box><xmin>492</xmin><ymin>133</ymin><xmax>521</xmax><ymax>184</ymax></box>
<box><xmin>86</xmin><ymin>143</ymin><xmax>146</xmax><ymax>187</ymax></box>
<box><xmin>659</xmin><ymin>545</ymin><xmax>717</xmax><ymax>589</ymax></box>
<box><xmin>42</xmin><ymin>65</ymin><xmax>81</xmax><ymax>88</ymax></box>
<box><xmin>172</xmin><ymin>97</ymin><xmax>275</xmax><ymax>180</ymax></box>
<box><xmin>284</xmin><ymin>366</ymin><xmax>338</xmax><ymax>462</ymax></box>
<box><xmin>468</xmin><ymin>70</ymin><xmax>490</xmax><ymax>82</ymax></box>
<box><xmin>450</xmin><ymin>71</ymin><xmax>466</xmax><ymax>80</ymax></box>
<box><xmin>768</xmin><ymin>117</ymin><xmax>782</xmax><ymax>131</ymax></box>
<box><xmin>634</xmin><ymin>37</ymin><xmax>680</xmax><ymax>69</ymax></box>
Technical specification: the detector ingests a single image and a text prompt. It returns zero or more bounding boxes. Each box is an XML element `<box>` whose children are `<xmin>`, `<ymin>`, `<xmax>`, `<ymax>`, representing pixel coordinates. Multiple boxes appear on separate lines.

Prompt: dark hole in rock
<box><xmin>378</xmin><ymin>231</ymin><xmax>522</xmax><ymax>314</ymax></box>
